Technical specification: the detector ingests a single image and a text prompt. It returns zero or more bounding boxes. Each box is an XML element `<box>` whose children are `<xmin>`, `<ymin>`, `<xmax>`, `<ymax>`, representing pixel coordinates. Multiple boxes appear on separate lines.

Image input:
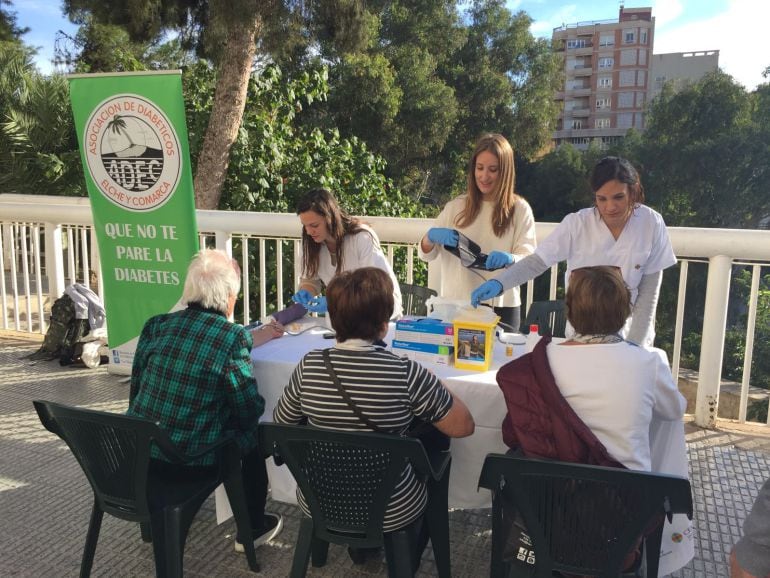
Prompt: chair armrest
<box><xmin>424</xmin><ymin>450</ymin><xmax>452</xmax><ymax>481</ymax></box>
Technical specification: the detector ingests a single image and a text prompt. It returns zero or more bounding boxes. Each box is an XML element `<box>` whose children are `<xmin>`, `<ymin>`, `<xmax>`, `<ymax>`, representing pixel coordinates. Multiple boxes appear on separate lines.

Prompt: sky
<box><xmin>9</xmin><ymin>0</ymin><xmax>768</xmax><ymax>91</ymax></box>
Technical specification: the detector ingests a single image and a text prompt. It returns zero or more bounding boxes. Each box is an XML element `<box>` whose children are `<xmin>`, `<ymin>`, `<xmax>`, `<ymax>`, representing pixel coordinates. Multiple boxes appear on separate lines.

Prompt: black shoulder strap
<box><xmin>322</xmin><ymin>348</ymin><xmax>382</xmax><ymax>432</ymax></box>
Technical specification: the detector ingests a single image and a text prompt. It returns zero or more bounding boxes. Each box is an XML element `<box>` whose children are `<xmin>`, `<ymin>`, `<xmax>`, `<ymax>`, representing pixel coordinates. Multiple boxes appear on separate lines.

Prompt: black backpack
<box><xmin>27</xmin><ymin>294</ymin><xmax>91</xmax><ymax>362</ymax></box>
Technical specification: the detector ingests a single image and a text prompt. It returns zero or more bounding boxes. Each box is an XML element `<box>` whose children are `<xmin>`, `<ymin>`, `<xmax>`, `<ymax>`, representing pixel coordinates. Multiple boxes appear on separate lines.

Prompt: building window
<box><xmin>567</xmin><ymin>39</ymin><xmax>587</xmax><ymax>49</ymax></box>
<box><xmin>620</xmin><ymin>50</ymin><xmax>637</xmax><ymax>66</ymax></box>
<box><xmin>571</xmin><ymin>120</ymin><xmax>583</xmax><ymax>129</ymax></box>
<box><xmin>599</xmin><ymin>34</ymin><xmax>614</xmax><ymax>47</ymax></box>
<box><xmin>598</xmin><ymin>57</ymin><xmax>614</xmax><ymax>68</ymax></box>
<box><xmin>641</xmin><ymin>30</ymin><xmax>648</xmax><ymax>44</ymax></box>
<box><xmin>624</xmin><ymin>29</ymin><xmax>636</xmax><ymax>44</ymax></box>
<box><xmin>570</xmin><ymin>137</ymin><xmax>590</xmax><ymax>145</ymax></box>
<box><xmin>618</xmin><ymin>92</ymin><xmax>634</xmax><ymax>108</ymax></box>
<box><xmin>637</xmin><ymin>70</ymin><xmax>646</xmax><ymax>87</ymax></box>
<box><xmin>619</xmin><ymin>70</ymin><xmax>635</xmax><ymax>86</ymax></box>
<box><xmin>617</xmin><ymin>113</ymin><xmax>633</xmax><ymax>128</ymax></box>
<box><xmin>596</xmin><ymin>97</ymin><xmax>611</xmax><ymax>109</ymax></box>
<box><xmin>599</xmin><ymin>76</ymin><xmax>612</xmax><ymax>88</ymax></box>
<box><xmin>595</xmin><ymin>118</ymin><xmax>610</xmax><ymax>129</ymax></box>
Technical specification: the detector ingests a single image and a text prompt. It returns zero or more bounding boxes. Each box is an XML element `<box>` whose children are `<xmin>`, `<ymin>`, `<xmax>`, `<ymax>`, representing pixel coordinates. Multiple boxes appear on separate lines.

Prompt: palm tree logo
<box><xmin>107</xmin><ymin>115</ymin><xmax>136</xmax><ymax>149</ymax></box>
<box><xmin>100</xmin><ymin>114</ymin><xmax>164</xmax><ymax>191</ymax></box>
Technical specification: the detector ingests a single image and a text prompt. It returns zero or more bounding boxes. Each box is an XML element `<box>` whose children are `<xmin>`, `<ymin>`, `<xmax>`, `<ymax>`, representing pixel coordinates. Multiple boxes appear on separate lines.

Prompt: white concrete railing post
<box><xmin>44</xmin><ymin>222</ymin><xmax>65</xmax><ymax>300</ymax></box>
<box><xmin>694</xmin><ymin>255</ymin><xmax>733</xmax><ymax>428</ymax></box>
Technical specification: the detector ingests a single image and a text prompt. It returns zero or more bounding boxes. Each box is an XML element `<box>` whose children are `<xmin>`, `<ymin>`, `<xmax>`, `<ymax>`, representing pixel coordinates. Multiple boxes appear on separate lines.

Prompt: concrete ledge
<box><xmin>679</xmin><ymin>368</ymin><xmax>769</xmax><ymax>420</ymax></box>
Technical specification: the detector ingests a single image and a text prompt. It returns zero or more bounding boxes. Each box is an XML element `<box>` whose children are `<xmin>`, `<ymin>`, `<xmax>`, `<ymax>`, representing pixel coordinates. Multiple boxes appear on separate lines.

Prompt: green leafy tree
<box><xmin>61</xmin><ymin>0</ymin><xmax>371</xmax><ymax>210</ymax></box>
<box><xmin>429</xmin><ymin>0</ymin><xmax>562</xmax><ymax>203</ymax></box>
<box><xmin>0</xmin><ymin>0</ymin><xmax>28</xmax><ymax>43</ymax></box>
<box><xmin>518</xmin><ymin>143</ymin><xmax>589</xmax><ymax>222</ymax></box>
<box><xmin>0</xmin><ymin>42</ymin><xmax>83</xmax><ymax>196</ymax></box>
<box><xmin>183</xmin><ymin>60</ymin><xmax>422</xmax><ymax>218</ymax></box>
<box><xmin>639</xmin><ymin>71</ymin><xmax>769</xmax><ymax>228</ymax></box>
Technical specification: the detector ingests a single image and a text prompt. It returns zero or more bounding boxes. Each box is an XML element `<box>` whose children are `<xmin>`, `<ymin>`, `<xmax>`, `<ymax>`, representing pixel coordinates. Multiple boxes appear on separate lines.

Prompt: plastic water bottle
<box><xmin>525</xmin><ymin>323</ymin><xmax>540</xmax><ymax>353</ymax></box>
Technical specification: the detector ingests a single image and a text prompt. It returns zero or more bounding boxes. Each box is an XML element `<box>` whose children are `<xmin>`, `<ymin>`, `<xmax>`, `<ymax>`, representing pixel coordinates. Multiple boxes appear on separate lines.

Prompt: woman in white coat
<box><xmin>471</xmin><ymin>156</ymin><xmax>676</xmax><ymax>346</ymax></box>
<box><xmin>419</xmin><ymin>133</ymin><xmax>536</xmax><ymax>330</ymax></box>
<box><xmin>292</xmin><ymin>188</ymin><xmax>403</xmax><ymax>318</ymax></box>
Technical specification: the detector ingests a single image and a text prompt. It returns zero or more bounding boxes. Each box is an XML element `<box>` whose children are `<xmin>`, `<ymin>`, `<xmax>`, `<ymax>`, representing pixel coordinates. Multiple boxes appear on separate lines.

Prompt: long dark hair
<box><xmin>456</xmin><ymin>133</ymin><xmax>519</xmax><ymax>237</ymax></box>
<box><xmin>296</xmin><ymin>188</ymin><xmax>367</xmax><ymax>278</ymax></box>
<box><xmin>590</xmin><ymin>156</ymin><xmax>645</xmax><ymax>205</ymax></box>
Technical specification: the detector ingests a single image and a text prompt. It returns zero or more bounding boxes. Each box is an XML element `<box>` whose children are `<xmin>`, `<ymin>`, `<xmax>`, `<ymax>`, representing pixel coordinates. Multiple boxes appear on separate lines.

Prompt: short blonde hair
<box><xmin>566</xmin><ymin>266</ymin><xmax>631</xmax><ymax>335</ymax></box>
<box><xmin>180</xmin><ymin>249</ymin><xmax>240</xmax><ymax>314</ymax></box>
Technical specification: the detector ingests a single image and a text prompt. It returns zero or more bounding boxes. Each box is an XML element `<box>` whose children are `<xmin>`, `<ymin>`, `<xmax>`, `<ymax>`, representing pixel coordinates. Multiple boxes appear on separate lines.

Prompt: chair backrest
<box><xmin>260</xmin><ymin>423</ymin><xmax>434</xmax><ymax>544</ymax></box>
<box><xmin>522</xmin><ymin>300</ymin><xmax>567</xmax><ymax>337</ymax></box>
<box><xmin>33</xmin><ymin>400</ymin><xmax>177</xmax><ymax>522</ymax></box>
<box><xmin>478</xmin><ymin>454</ymin><xmax>693</xmax><ymax>578</ymax></box>
<box><xmin>399</xmin><ymin>283</ymin><xmax>438</xmax><ymax>317</ymax></box>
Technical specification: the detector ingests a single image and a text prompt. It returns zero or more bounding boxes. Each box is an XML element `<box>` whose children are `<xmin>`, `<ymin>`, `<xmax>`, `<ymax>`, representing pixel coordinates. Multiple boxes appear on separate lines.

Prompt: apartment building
<box><xmin>552</xmin><ymin>6</ymin><xmax>655</xmax><ymax>150</ymax></box>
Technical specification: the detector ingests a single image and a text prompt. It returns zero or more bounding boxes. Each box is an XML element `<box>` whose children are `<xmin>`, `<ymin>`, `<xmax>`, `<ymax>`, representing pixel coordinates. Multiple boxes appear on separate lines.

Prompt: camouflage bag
<box><xmin>27</xmin><ymin>294</ymin><xmax>90</xmax><ymax>362</ymax></box>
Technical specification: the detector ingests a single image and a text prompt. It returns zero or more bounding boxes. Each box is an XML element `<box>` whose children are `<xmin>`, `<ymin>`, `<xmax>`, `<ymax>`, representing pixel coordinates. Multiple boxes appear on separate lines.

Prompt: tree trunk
<box><xmin>192</xmin><ymin>15</ymin><xmax>260</xmax><ymax>210</ymax></box>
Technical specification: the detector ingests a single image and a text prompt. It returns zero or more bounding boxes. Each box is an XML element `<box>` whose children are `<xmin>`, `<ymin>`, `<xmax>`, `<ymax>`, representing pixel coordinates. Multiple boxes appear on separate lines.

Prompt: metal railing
<box><xmin>2</xmin><ymin>194</ymin><xmax>770</xmax><ymax>429</ymax></box>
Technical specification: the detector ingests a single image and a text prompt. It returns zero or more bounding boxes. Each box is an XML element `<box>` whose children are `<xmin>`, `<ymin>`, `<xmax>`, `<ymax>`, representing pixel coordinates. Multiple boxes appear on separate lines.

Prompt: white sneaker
<box><xmin>234</xmin><ymin>513</ymin><xmax>283</xmax><ymax>553</ymax></box>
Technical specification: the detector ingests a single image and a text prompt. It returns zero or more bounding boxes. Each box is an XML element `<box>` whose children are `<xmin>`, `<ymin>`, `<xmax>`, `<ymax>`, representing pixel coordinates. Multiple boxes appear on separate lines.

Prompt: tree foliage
<box><xmin>637</xmin><ymin>71</ymin><xmax>770</xmax><ymax>228</ymax></box>
<box><xmin>0</xmin><ymin>0</ymin><xmax>27</xmax><ymax>43</ymax></box>
<box><xmin>183</xmin><ymin>60</ymin><xmax>424</xmax><ymax>218</ymax></box>
<box><xmin>0</xmin><ymin>42</ymin><xmax>84</xmax><ymax>196</ymax></box>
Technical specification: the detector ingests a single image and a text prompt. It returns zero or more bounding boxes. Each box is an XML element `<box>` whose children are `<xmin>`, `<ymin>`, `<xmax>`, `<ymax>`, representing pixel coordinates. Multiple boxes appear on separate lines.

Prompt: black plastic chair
<box><xmin>521</xmin><ymin>299</ymin><xmax>567</xmax><ymax>337</ymax></box>
<box><xmin>259</xmin><ymin>423</ymin><xmax>452</xmax><ymax>578</ymax></box>
<box><xmin>399</xmin><ymin>283</ymin><xmax>438</xmax><ymax>317</ymax></box>
<box><xmin>478</xmin><ymin>454</ymin><xmax>693</xmax><ymax>578</ymax></box>
<box><xmin>32</xmin><ymin>400</ymin><xmax>259</xmax><ymax>578</ymax></box>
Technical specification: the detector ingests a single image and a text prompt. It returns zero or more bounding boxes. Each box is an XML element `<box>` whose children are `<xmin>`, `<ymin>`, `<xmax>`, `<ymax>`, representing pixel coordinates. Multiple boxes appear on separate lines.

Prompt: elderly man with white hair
<box><xmin>127</xmin><ymin>249</ymin><xmax>283</xmax><ymax>553</ymax></box>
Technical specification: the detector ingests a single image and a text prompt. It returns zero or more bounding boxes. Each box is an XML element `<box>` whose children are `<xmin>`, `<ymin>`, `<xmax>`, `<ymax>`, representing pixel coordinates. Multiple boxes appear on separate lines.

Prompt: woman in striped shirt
<box><xmin>274</xmin><ymin>267</ymin><xmax>474</xmax><ymax>537</ymax></box>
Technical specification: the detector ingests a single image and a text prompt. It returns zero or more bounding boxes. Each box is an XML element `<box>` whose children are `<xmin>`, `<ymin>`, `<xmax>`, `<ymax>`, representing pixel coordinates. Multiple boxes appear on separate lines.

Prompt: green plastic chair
<box><xmin>521</xmin><ymin>300</ymin><xmax>567</xmax><ymax>337</ymax></box>
<box><xmin>259</xmin><ymin>423</ymin><xmax>452</xmax><ymax>578</ymax></box>
<box><xmin>478</xmin><ymin>454</ymin><xmax>693</xmax><ymax>578</ymax></box>
<box><xmin>33</xmin><ymin>400</ymin><xmax>259</xmax><ymax>578</ymax></box>
<box><xmin>399</xmin><ymin>283</ymin><xmax>438</xmax><ymax>317</ymax></box>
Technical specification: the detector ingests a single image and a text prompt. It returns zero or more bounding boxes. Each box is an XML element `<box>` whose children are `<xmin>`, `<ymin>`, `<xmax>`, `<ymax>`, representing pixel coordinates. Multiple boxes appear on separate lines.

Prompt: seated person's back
<box><xmin>274</xmin><ymin>267</ymin><xmax>474</xmax><ymax>531</ymax></box>
<box><xmin>500</xmin><ymin>266</ymin><xmax>685</xmax><ymax>470</ymax></box>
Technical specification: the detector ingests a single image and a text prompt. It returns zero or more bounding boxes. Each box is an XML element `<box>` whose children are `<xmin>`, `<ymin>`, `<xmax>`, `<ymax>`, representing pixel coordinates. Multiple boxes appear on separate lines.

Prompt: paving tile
<box><xmin>2</xmin><ymin>335</ymin><xmax>770</xmax><ymax>577</ymax></box>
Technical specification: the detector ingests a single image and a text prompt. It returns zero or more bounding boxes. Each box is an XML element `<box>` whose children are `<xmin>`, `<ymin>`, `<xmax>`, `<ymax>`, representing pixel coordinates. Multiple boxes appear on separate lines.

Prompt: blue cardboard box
<box><xmin>394</xmin><ymin>316</ymin><xmax>454</xmax><ymax>346</ymax></box>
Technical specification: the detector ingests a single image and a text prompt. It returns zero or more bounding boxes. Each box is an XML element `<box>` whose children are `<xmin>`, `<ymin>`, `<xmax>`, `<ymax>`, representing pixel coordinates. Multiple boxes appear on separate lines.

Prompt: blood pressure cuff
<box><xmin>444</xmin><ymin>231</ymin><xmax>494</xmax><ymax>269</ymax></box>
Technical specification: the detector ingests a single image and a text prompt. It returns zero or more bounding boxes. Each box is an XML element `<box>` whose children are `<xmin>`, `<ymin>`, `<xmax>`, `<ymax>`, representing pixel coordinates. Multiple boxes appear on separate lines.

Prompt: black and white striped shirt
<box><xmin>273</xmin><ymin>342</ymin><xmax>453</xmax><ymax>531</ymax></box>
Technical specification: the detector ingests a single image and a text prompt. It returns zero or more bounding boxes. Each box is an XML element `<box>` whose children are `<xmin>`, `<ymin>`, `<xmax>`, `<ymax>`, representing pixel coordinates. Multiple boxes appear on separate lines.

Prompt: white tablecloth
<box><xmin>216</xmin><ymin>321</ymin><xmax>693</xmax><ymax>575</ymax></box>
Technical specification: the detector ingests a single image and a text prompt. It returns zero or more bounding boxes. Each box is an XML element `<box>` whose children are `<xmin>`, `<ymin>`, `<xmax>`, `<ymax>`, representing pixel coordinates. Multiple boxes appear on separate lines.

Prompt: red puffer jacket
<box><xmin>497</xmin><ymin>335</ymin><xmax>624</xmax><ymax>468</ymax></box>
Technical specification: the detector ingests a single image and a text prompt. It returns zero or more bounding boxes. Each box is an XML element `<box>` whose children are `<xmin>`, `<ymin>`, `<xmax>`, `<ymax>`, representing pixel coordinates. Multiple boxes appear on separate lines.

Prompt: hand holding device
<box><xmin>426</xmin><ymin>227</ymin><xmax>459</xmax><ymax>248</ymax></box>
<box><xmin>306</xmin><ymin>295</ymin><xmax>328</xmax><ymax>314</ymax></box>
<box><xmin>485</xmin><ymin>251</ymin><xmax>514</xmax><ymax>270</ymax></box>
<box><xmin>471</xmin><ymin>280</ymin><xmax>504</xmax><ymax>307</ymax></box>
<box><xmin>292</xmin><ymin>289</ymin><xmax>313</xmax><ymax>306</ymax></box>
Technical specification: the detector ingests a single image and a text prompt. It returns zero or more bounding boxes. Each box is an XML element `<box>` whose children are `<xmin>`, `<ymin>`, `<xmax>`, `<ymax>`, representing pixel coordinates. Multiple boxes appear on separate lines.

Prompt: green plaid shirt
<box><xmin>128</xmin><ymin>304</ymin><xmax>264</xmax><ymax>465</ymax></box>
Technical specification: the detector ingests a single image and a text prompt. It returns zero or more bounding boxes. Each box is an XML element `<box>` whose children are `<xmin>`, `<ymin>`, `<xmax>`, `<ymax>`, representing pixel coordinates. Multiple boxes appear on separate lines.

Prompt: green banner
<box><xmin>68</xmin><ymin>71</ymin><xmax>198</xmax><ymax>373</ymax></box>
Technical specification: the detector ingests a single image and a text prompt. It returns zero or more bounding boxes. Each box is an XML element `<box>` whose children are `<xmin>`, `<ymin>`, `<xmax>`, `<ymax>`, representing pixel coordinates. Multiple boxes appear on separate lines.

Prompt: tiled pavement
<box><xmin>1</xmin><ymin>333</ymin><xmax>769</xmax><ymax>577</ymax></box>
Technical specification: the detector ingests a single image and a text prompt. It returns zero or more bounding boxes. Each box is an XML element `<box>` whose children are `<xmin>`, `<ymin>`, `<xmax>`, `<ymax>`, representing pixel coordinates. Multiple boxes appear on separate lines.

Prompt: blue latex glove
<box><xmin>292</xmin><ymin>289</ymin><xmax>313</xmax><ymax>306</ymax></box>
<box><xmin>485</xmin><ymin>251</ymin><xmax>514</xmax><ymax>270</ymax></box>
<box><xmin>470</xmin><ymin>280</ymin><xmax>504</xmax><ymax>307</ymax></box>
<box><xmin>306</xmin><ymin>295</ymin><xmax>328</xmax><ymax>314</ymax></box>
<box><xmin>426</xmin><ymin>227</ymin><xmax>459</xmax><ymax>248</ymax></box>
